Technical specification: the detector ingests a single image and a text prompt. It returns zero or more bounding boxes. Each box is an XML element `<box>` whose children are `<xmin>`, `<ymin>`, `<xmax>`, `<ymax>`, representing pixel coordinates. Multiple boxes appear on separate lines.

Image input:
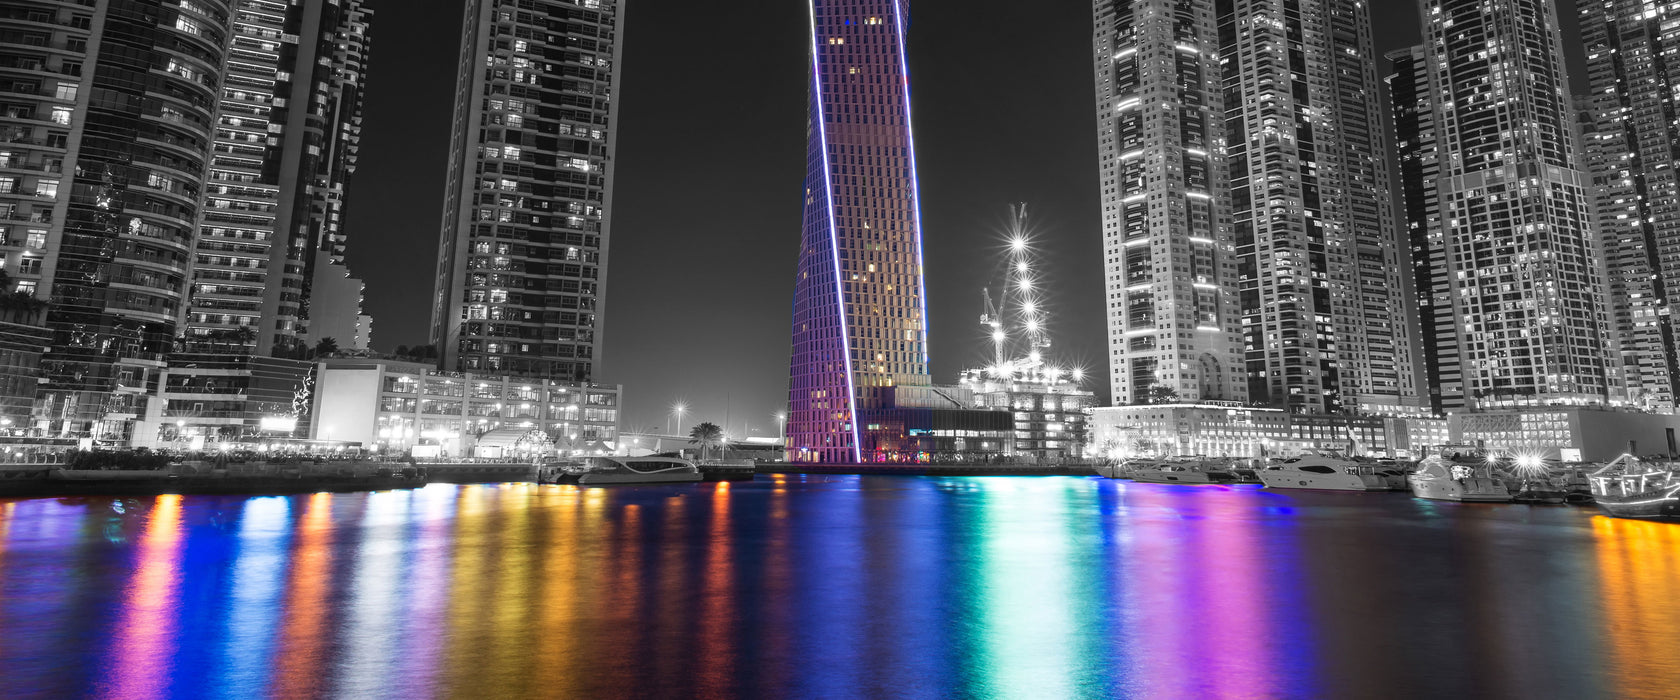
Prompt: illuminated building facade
<box><xmin>788</xmin><ymin>0</ymin><xmax>930</xmax><ymax>463</ymax></box>
<box><xmin>1387</xmin><ymin>45</ymin><xmax>1461</xmax><ymax>416</ymax></box>
<box><xmin>1092</xmin><ymin>0</ymin><xmax>1246</xmax><ymax>408</ymax></box>
<box><xmin>1578</xmin><ymin>0</ymin><xmax>1680</xmax><ymax>412</ymax></box>
<box><xmin>1089</xmin><ymin>404</ymin><xmax>1445</xmax><ymax>460</ymax></box>
<box><xmin>310</xmin><ymin>356</ymin><xmax>620</xmax><ymax>457</ymax></box>
<box><xmin>183</xmin><ymin>0</ymin><xmax>371</xmax><ymax>358</ymax></box>
<box><xmin>1219</xmin><ymin>0</ymin><xmax>1421</xmax><ymax>416</ymax></box>
<box><xmin>432</xmin><ymin>0</ymin><xmax>623</xmax><ymax>381</ymax></box>
<box><xmin>0</xmin><ymin>0</ymin><xmax>234</xmax><ymax>441</ymax></box>
<box><xmin>1406</xmin><ymin>0</ymin><xmax>1614</xmax><ymax>410</ymax></box>
<box><xmin>958</xmin><ymin>367</ymin><xmax>1096</xmax><ymax>461</ymax></box>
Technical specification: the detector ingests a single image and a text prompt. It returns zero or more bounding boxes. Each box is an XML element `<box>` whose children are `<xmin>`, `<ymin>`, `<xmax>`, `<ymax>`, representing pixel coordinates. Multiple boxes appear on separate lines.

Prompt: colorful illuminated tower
<box><xmin>787</xmin><ymin>1</ymin><xmax>929</xmax><ymax>463</ymax></box>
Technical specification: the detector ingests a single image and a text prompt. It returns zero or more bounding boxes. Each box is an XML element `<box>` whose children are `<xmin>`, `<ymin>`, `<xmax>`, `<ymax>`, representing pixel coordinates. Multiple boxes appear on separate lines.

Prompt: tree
<box><xmin>314</xmin><ymin>336</ymin><xmax>339</xmax><ymax>358</ymax></box>
<box><xmin>687</xmin><ymin>422</ymin><xmax>725</xmax><ymax>461</ymax></box>
<box><xmin>1145</xmin><ymin>385</ymin><xmax>1179</xmax><ymax>405</ymax></box>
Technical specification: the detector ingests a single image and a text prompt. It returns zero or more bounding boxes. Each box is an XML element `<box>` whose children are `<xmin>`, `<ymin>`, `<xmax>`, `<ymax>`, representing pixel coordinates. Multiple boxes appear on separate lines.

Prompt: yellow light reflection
<box><xmin>99</xmin><ymin>495</ymin><xmax>184</xmax><ymax>700</ymax></box>
<box><xmin>445</xmin><ymin>486</ymin><xmax>491</xmax><ymax>694</ymax></box>
<box><xmin>536</xmin><ymin>484</ymin><xmax>582</xmax><ymax>694</ymax></box>
<box><xmin>488</xmin><ymin>485</ymin><xmax>535</xmax><ymax>694</ymax></box>
<box><xmin>1593</xmin><ymin>517</ymin><xmax>1680</xmax><ymax>698</ymax></box>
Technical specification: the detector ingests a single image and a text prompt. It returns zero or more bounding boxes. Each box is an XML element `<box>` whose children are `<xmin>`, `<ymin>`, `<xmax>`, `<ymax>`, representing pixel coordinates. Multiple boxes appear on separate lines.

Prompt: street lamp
<box><xmin>775</xmin><ymin>412</ymin><xmax>786</xmax><ymax>443</ymax></box>
<box><xmin>670</xmin><ymin>402</ymin><xmax>687</xmax><ymax>437</ymax></box>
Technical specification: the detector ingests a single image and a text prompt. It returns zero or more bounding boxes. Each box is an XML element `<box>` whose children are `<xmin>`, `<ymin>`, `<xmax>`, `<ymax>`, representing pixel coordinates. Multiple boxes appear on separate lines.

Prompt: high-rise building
<box><xmin>431</xmin><ymin>0</ymin><xmax>624</xmax><ymax>381</ymax></box>
<box><xmin>787</xmin><ymin>1</ymin><xmax>930</xmax><ymax>463</ymax></box>
<box><xmin>184</xmin><ymin>0</ymin><xmax>371</xmax><ymax>358</ymax></box>
<box><xmin>1578</xmin><ymin>0</ymin><xmax>1680</xmax><ymax>412</ymax></box>
<box><xmin>1092</xmin><ymin>0</ymin><xmax>1246</xmax><ymax>407</ymax></box>
<box><xmin>1387</xmin><ymin>45</ymin><xmax>1459</xmax><ymax>416</ymax></box>
<box><xmin>1402</xmin><ymin>0</ymin><xmax>1614</xmax><ymax>411</ymax></box>
<box><xmin>0</xmin><ymin>0</ymin><xmax>236</xmax><ymax>441</ymax></box>
<box><xmin>151</xmin><ymin>0</ymin><xmax>373</xmax><ymax>449</ymax></box>
<box><xmin>1218</xmin><ymin>0</ymin><xmax>1420</xmax><ymax>416</ymax></box>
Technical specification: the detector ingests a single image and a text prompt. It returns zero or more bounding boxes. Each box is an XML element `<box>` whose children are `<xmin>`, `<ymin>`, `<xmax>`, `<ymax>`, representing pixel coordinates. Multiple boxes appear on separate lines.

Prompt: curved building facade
<box><xmin>787</xmin><ymin>0</ymin><xmax>930</xmax><ymax>463</ymax></box>
<box><xmin>0</xmin><ymin>0</ymin><xmax>233</xmax><ymax>441</ymax></box>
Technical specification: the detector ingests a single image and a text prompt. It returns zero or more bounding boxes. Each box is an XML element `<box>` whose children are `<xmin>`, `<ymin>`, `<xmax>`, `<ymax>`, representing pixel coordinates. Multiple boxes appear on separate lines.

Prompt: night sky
<box><xmin>347</xmin><ymin>1</ymin><xmax>1580</xmax><ymax>437</ymax></box>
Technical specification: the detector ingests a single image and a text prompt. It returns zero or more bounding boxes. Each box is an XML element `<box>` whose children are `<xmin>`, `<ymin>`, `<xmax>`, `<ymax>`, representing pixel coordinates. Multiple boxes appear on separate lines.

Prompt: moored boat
<box><xmin>1589</xmin><ymin>455</ymin><xmax>1680</xmax><ymax>520</ymax></box>
<box><xmin>1127</xmin><ymin>459</ymin><xmax>1237</xmax><ymax>485</ymax></box>
<box><xmin>1258</xmin><ymin>451</ymin><xmax>1397</xmax><ymax>492</ymax></box>
<box><xmin>546</xmin><ymin>456</ymin><xmax>703</xmax><ymax>485</ymax></box>
<box><xmin>1407</xmin><ymin>458</ymin><xmax>1512</xmax><ymax>502</ymax></box>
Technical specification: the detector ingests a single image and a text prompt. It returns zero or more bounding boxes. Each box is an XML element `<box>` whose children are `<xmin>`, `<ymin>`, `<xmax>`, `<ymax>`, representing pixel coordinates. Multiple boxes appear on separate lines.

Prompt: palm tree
<box><xmin>313</xmin><ymin>336</ymin><xmax>339</xmax><ymax>358</ymax></box>
<box><xmin>687</xmin><ymin>422</ymin><xmax>724</xmax><ymax>461</ymax></box>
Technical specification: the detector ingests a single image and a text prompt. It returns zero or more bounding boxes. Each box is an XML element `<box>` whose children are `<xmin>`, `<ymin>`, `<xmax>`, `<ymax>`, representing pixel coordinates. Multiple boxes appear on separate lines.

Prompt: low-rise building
<box><xmin>1089</xmin><ymin>404</ymin><xmax>1446</xmax><ymax>460</ymax></box>
<box><xmin>134</xmin><ymin>353</ymin><xmax>317</xmax><ymax>450</ymax></box>
<box><xmin>1450</xmin><ymin>407</ymin><xmax>1680</xmax><ymax>462</ymax></box>
<box><xmin>311</xmin><ymin>357</ymin><xmax>621</xmax><ymax>457</ymax></box>
<box><xmin>958</xmin><ymin>367</ymin><xmax>1096</xmax><ymax>460</ymax></box>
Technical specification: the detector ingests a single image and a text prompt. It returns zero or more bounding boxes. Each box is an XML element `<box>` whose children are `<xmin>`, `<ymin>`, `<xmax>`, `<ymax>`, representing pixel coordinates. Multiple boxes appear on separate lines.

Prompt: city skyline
<box><xmin>357</xmin><ymin>1</ymin><xmax>1452</xmax><ymax>434</ymax></box>
<box><xmin>0</xmin><ymin>1</ymin><xmax>1602</xmax><ymax>438</ymax></box>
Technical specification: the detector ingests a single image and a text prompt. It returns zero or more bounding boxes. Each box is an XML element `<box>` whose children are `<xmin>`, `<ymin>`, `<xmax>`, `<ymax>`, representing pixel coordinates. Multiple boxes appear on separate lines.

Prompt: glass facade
<box><xmin>788</xmin><ymin>0</ymin><xmax>931</xmax><ymax>464</ymax></box>
<box><xmin>1</xmin><ymin>0</ymin><xmax>236</xmax><ymax>442</ymax></box>
<box><xmin>432</xmin><ymin>0</ymin><xmax>622</xmax><ymax>381</ymax></box>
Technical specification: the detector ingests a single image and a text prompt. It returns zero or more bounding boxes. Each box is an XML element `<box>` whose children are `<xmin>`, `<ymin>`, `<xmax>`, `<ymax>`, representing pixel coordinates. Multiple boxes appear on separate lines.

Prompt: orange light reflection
<box><xmin>98</xmin><ymin>494</ymin><xmax>185</xmax><ymax>700</ymax></box>
<box><xmin>698</xmin><ymin>482</ymin><xmax>735</xmax><ymax>696</ymax></box>
<box><xmin>271</xmin><ymin>492</ymin><xmax>335</xmax><ymax>699</ymax></box>
<box><xmin>1593</xmin><ymin>517</ymin><xmax>1680</xmax><ymax>698</ymax></box>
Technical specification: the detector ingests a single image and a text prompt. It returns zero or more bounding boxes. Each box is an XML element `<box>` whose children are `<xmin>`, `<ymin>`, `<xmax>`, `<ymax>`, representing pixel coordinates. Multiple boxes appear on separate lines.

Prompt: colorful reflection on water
<box><xmin>1</xmin><ymin>477</ymin><xmax>1677</xmax><ymax>698</ymax></box>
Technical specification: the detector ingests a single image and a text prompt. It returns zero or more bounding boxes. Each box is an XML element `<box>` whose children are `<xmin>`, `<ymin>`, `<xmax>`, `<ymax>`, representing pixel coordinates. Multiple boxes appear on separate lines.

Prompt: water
<box><xmin>0</xmin><ymin>476</ymin><xmax>1676</xmax><ymax>699</ymax></box>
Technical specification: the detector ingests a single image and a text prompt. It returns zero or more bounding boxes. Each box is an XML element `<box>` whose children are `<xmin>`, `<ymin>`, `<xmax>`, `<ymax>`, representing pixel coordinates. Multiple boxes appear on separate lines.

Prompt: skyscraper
<box><xmin>787</xmin><ymin>1</ymin><xmax>930</xmax><ymax>463</ymax></box>
<box><xmin>1218</xmin><ymin>0</ymin><xmax>1420</xmax><ymax>416</ymax></box>
<box><xmin>432</xmin><ymin>0</ymin><xmax>624</xmax><ymax>381</ymax></box>
<box><xmin>1387</xmin><ymin>45</ymin><xmax>1459</xmax><ymax>416</ymax></box>
<box><xmin>0</xmin><ymin>0</ymin><xmax>234</xmax><ymax>440</ymax></box>
<box><xmin>1407</xmin><ymin>0</ymin><xmax>1614</xmax><ymax>411</ymax></box>
<box><xmin>1579</xmin><ymin>0</ymin><xmax>1680</xmax><ymax>412</ymax></box>
<box><xmin>185</xmin><ymin>0</ymin><xmax>372</xmax><ymax>358</ymax></box>
<box><xmin>1092</xmin><ymin>0</ymin><xmax>1245</xmax><ymax>407</ymax></box>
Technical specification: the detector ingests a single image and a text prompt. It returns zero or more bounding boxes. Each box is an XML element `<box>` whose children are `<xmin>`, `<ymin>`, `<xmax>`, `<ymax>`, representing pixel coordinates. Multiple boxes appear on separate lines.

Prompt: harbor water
<box><xmin>1</xmin><ymin>476</ymin><xmax>1677</xmax><ymax>698</ymax></box>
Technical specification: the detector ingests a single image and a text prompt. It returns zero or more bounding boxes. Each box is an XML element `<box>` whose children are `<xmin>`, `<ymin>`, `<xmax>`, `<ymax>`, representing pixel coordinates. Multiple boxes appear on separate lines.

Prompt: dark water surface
<box><xmin>1</xmin><ymin>476</ymin><xmax>1677</xmax><ymax>699</ymax></box>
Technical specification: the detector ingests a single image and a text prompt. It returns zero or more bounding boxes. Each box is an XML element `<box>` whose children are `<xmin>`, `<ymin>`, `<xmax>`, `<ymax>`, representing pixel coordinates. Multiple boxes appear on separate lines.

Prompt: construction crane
<box><xmin>979</xmin><ymin>203</ymin><xmax>1052</xmax><ymax>379</ymax></box>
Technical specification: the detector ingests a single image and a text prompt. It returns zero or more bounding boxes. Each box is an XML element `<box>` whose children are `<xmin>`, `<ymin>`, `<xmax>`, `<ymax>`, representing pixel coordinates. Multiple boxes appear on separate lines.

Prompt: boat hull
<box><xmin>574</xmin><ymin>471</ymin><xmax>702</xmax><ymax>486</ymax></box>
<box><xmin>1594</xmin><ymin>495</ymin><xmax>1680</xmax><ymax>520</ymax></box>
<box><xmin>1258</xmin><ymin>472</ymin><xmax>1382</xmax><ymax>492</ymax></box>
<box><xmin>1130</xmin><ymin>471</ymin><xmax>1232</xmax><ymax>485</ymax></box>
<box><xmin>1408</xmin><ymin>476</ymin><xmax>1512</xmax><ymax>503</ymax></box>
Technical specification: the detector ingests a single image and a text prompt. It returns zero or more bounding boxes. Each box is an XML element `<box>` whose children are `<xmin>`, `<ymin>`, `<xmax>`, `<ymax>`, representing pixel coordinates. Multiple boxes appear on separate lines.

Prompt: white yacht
<box><xmin>1257</xmin><ymin>452</ymin><xmax>1399</xmax><ymax>492</ymax></box>
<box><xmin>548</xmin><ymin>456</ymin><xmax>703</xmax><ymax>485</ymax></box>
<box><xmin>1127</xmin><ymin>459</ymin><xmax>1236</xmax><ymax>485</ymax></box>
<box><xmin>1407</xmin><ymin>458</ymin><xmax>1512</xmax><ymax>503</ymax></box>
